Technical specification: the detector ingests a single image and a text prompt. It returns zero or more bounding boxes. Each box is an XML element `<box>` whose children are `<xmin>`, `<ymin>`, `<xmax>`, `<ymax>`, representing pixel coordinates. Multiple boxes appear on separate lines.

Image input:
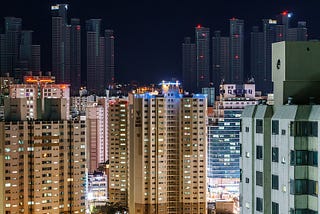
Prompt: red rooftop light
<box><xmin>282</xmin><ymin>11</ymin><xmax>288</xmax><ymax>16</ymax></box>
<box><xmin>197</xmin><ymin>24</ymin><xmax>201</xmax><ymax>28</ymax></box>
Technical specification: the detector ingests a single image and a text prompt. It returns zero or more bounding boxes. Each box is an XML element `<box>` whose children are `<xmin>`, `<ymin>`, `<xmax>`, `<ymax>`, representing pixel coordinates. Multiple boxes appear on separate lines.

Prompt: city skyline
<box><xmin>0</xmin><ymin>1</ymin><xmax>318</xmax><ymax>84</ymax></box>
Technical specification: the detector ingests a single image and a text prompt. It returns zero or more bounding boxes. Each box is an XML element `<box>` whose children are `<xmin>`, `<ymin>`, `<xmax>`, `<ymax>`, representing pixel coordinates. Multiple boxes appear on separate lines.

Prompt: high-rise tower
<box><xmin>182</xmin><ymin>37</ymin><xmax>196</xmax><ymax>92</ymax></box>
<box><xmin>105</xmin><ymin>29</ymin><xmax>115</xmax><ymax>88</ymax></box>
<box><xmin>0</xmin><ymin>17</ymin><xmax>40</xmax><ymax>81</ymax></box>
<box><xmin>195</xmin><ymin>25</ymin><xmax>210</xmax><ymax>91</ymax></box>
<box><xmin>1</xmin><ymin>82</ymin><xmax>86</xmax><ymax>213</ymax></box>
<box><xmin>51</xmin><ymin>4</ymin><xmax>81</xmax><ymax>95</ymax></box>
<box><xmin>229</xmin><ymin>18</ymin><xmax>244</xmax><ymax>84</ymax></box>
<box><xmin>212</xmin><ymin>30</ymin><xmax>230</xmax><ymax>89</ymax></box>
<box><xmin>70</xmin><ymin>18</ymin><xmax>82</xmax><ymax>95</ymax></box>
<box><xmin>86</xmin><ymin>19</ymin><xmax>105</xmax><ymax>95</ymax></box>
<box><xmin>251</xmin><ymin>12</ymin><xmax>308</xmax><ymax>95</ymax></box>
<box><xmin>129</xmin><ymin>82</ymin><xmax>207</xmax><ymax>214</ymax></box>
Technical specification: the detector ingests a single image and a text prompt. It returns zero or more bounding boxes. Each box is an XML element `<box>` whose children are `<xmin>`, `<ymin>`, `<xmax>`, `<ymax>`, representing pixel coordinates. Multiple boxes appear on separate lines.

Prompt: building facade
<box><xmin>207</xmin><ymin>83</ymin><xmax>258</xmax><ymax>186</ymax></box>
<box><xmin>241</xmin><ymin>41</ymin><xmax>320</xmax><ymax>214</ymax></box>
<box><xmin>7</xmin><ymin>75</ymin><xmax>70</xmax><ymax>120</ymax></box>
<box><xmin>129</xmin><ymin>82</ymin><xmax>207</xmax><ymax>214</ymax></box>
<box><xmin>108</xmin><ymin>98</ymin><xmax>129</xmax><ymax>207</ymax></box>
<box><xmin>86</xmin><ymin>98</ymin><xmax>108</xmax><ymax>173</ymax></box>
<box><xmin>1</xmin><ymin>82</ymin><xmax>86</xmax><ymax>213</ymax></box>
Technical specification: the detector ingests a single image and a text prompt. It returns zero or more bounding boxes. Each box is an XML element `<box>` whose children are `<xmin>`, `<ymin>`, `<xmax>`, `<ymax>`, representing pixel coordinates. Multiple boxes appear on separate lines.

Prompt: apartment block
<box><xmin>108</xmin><ymin>98</ymin><xmax>129</xmax><ymax>207</ymax></box>
<box><xmin>129</xmin><ymin>82</ymin><xmax>207</xmax><ymax>214</ymax></box>
<box><xmin>241</xmin><ymin>41</ymin><xmax>320</xmax><ymax>214</ymax></box>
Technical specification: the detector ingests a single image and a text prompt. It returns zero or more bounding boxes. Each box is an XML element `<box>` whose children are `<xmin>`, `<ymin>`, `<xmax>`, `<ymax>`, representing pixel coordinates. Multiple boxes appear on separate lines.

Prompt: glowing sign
<box><xmin>51</xmin><ymin>5</ymin><xmax>59</xmax><ymax>10</ymax></box>
<box><xmin>268</xmin><ymin>19</ymin><xmax>277</xmax><ymax>24</ymax></box>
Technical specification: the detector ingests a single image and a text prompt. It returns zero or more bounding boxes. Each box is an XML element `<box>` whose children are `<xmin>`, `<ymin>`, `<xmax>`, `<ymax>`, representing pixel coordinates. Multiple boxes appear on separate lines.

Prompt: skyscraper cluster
<box><xmin>182</xmin><ymin>11</ymin><xmax>308</xmax><ymax>95</ymax></box>
<box><xmin>0</xmin><ymin>4</ymin><xmax>115</xmax><ymax>97</ymax></box>
<box><xmin>86</xmin><ymin>19</ymin><xmax>115</xmax><ymax>95</ymax></box>
<box><xmin>250</xmin><ymin>11</ymin><xmax>307</xmax><ymax>94</ymax></box>
<box><xmin>183</xmin><ymin>19</ymin><xmax>244</xmax><ymax>93</ymax></box>
<box><xmin>0</xmin><ymin>17</ymin><xmax>40</xmax><ymax>80</ymax></box>
<box><xmin>52</xmin><ymin>4</ymin><xmax>115</xmax><ymax>96</ymax></box>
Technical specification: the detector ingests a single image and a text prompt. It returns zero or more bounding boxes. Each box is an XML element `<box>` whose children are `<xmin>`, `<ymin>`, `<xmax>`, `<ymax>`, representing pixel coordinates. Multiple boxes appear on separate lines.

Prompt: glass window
<box><xmin>256</xmin><ymin>171</ymin><xmax>263</xmax><ymax>187</ymax></box>
<box><xmin>292</xmin><ymin>179</ymin><xmax>318</xmax><ymax>196</ymax></box>
<box><xmin>256</xmin><ymin>146</ymin><xmax>263</xmax><ymax>160</ymax></box>
<box><xmin>256</xmin><ymin>119</ymin><xmax>263</xmax><ymax>133</ymax></box>
<box><xmin>290</xmin><ymin>121</ymin><xmax>318</xmax><ymax>137</ymax></box>
<box><xmin>293</xmin><ymin>151</ymin><xmax>318</xmax><ymax>166</ymax></box>
<box><xmin>256</xmin><ymin>197</ymin><xmax>263</xmax><ymax>212</ymax></box>
<box><xmin>272</xmin><ymin>202</ymin><xmax>279</xmax><ymax>214</ymax></box>
<box><xmin>272</xmin><ymin>120</ymin><xmax>279</xmax><ymax>135</ymax></box>
<box><xmin>272</xmin><ymin>147</ymin><xmax>279</xmax><ymax>162</ymax></box>
<box><xmin>272</xmin><ymin>175</ymin><xmax>279</xmax><ymax>190</ymax></box>
<box><xmin>290</xmin><ymin>150</ymin><xmax>295</xmax><ymax>165</ymax></box>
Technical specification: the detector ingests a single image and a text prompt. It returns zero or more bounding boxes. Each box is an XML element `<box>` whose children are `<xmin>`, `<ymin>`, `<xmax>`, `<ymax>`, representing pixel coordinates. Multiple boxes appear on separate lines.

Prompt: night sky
<box><xmin>1</xmin><ymin>0</ymin><xmax>320</xmax><ymax>84</ymax></box>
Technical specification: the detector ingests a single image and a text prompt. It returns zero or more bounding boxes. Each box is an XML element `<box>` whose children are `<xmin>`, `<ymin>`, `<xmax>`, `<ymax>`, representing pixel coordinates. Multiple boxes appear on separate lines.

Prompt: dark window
<box><xmin>309</xmin><ymin>151</ymin><xmax>318</xmax><ymax>166</ymax></box>
<box><xmin>245</xmin><ymin>178</ymin><xmax>249</xmax><ymax>183</ymax></box>
<box><xmin>245</xmin><ymin>127</ymin><xmax>249</xmax><ymax>132</ymax></box>
<box><xmin>272</xmin><ymin>120</ymin><xmax>279</xmax><ymax>135</ymax></box>
<box><xmin>281</xmin><ymin>129</ymin><xmax>286</xmax><ymax>135</ymax></box>
<box><xmin>256</xmin><ymin>119</ymin><xmax>263</xmax><ymax>133</ymax></box>
<box><xmin>272</xmin><ymin>147</ymin><xmax>279</xmax><ymax>162</ymax></box>
<box><xmin>290</xmin><ymin>150</ymin><xmax>295</xmax><ymax>165</ymax></box>
<box><xmin>256</xmin><ymin>171</ymin><xmax>263</xmax><ymax>186</ymax></box>
<box><xmin>256</xmin><ymin>146</ymin><xmax>263</xmax><ymax>160</ymax></box>
<box><xmin>296</xmin><ymin>151</ymin><xmax>308</xmax><ymax>165</ymax></box>
<box><xmin>272</xmin><ymin>175</ymin><xmax>279</xmax><ymax>190</ymax></box>
<box><xmin>290</xmin><ymin>121</ymin><xmax>318</xmax><ymax>137</ymax></box>
<box><xmin>292</xmin><ymin>209</ymin><xmax>317</xmax><ymax>214</ymax></box>
<box><xmin>291</xmin><ymin>150</ymin><xmax>318</xmax><ymax>166</ymax></box>
<box><xmin>291</xmin><ymin>179</ymin><xmax>318</xmax><ymax>196</ymax></box>
<box><xmin>272</xmin><ymin>202</ymin><xmax>279</xmax><ymax>214</ymax></box>
<box><xmin>256</xmin><ymin>197</ymin><xmax>263</xmax><ymax>212</ymax></box>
